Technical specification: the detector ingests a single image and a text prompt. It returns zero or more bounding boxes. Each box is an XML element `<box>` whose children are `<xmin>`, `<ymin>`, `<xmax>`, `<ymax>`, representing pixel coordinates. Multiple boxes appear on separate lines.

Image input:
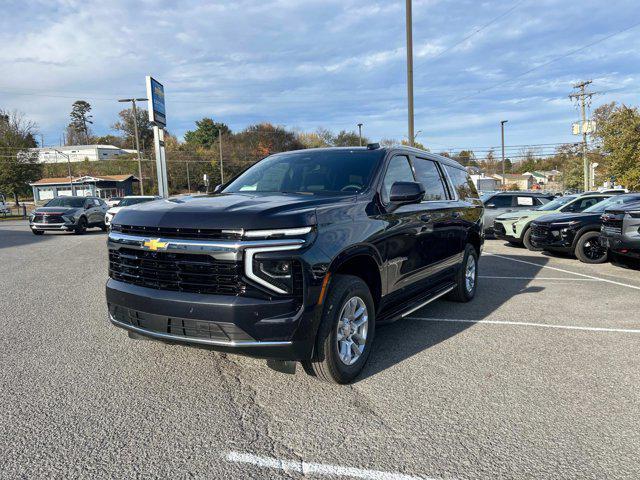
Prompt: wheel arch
<box><xmin>571</xmin><ymin>224</ymin><xmax>603</xmax><ymax>250</ymax></box>
<box><xmin>327</xmin><ymin>245</ymin><xmax>383</xmax><ymax>311</ymax></box>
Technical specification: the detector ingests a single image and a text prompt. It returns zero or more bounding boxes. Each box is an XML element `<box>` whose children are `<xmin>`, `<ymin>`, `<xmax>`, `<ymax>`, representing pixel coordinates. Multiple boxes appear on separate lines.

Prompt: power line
<box><xmin>426</xmin><ymin>0</ymin><xmax>525</xmax><ymax>63</ymax></box>
<box><xmin>452</xmin><ymin>20</ymin><xmax>640</xmax><ymax>103</ymax></box>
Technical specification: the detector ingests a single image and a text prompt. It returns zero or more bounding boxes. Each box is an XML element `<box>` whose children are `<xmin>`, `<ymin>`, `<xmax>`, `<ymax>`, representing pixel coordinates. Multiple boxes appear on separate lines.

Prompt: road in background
<box><xmin>1</xmin><ymin>220</ymin><xmax>639</xmax><ymax>479</ymax></box>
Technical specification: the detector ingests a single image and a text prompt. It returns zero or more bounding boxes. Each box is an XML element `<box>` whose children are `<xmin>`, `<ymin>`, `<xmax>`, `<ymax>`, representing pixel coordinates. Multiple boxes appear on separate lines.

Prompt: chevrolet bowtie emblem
<box><xmin>143</xmin><ymin>238</ymin><xmax>168</xmax><ymax>251</ymax></box>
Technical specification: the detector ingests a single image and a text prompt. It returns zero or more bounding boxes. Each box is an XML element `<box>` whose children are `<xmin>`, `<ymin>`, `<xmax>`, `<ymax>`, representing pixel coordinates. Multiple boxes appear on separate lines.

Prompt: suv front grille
<box><xmin>531</xmin><ymin>224</ymin><xmax>550</xmax><ymax>238</ymax></box>
<box><xmin>109</xmin><ymin>247</ymin><xmax>244</xmax><ymax>295</ymax></box>
<box><xmin>33</xmin><ymin>214</ymin><xmax>64</xmax><ymax>223</ymax></box>
<box><xmin>113</xmin><ymin>224</ymin><xmax>242</xmax><ymax>240</ymax></box>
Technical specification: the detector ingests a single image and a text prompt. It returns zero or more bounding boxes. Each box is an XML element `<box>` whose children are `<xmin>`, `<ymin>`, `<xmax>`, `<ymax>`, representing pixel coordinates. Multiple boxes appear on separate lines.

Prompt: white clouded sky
<box><xmin>1</xmin><ymin>0</ymin><xmax>639</xmax><ymax>153</ymax></box>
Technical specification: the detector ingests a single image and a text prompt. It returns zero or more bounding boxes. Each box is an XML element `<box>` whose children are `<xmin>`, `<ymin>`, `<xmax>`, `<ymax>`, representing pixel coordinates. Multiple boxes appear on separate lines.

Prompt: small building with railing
<box><xmin>30</xmin><ymin>175</ymin><xmax>139</xmax><ymax>202</ymax></box>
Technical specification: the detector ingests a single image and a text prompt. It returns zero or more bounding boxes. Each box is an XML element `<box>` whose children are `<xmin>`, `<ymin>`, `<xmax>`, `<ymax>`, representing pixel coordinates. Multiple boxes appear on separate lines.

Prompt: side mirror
<box><xmin>389</xmin><ymin>181</ymin><xmax>425</xmax><ymax>205</ymax></box>
<box><xmin>485</xmin><ymin>203</ymin><xmax>496</xmax><ymax>209</ymax></box>
<box><xmin>213</xmin><ymin>184</ymin><xmax>222</xmax><ymax>193</ymax></box>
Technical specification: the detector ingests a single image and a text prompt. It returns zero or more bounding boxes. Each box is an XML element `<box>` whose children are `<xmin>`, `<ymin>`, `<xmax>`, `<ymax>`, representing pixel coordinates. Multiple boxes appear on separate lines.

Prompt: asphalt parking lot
<box><xmin>1</xmin><ymin>220</ymin><xmax>639</xmax><ymax>479</ymax></box>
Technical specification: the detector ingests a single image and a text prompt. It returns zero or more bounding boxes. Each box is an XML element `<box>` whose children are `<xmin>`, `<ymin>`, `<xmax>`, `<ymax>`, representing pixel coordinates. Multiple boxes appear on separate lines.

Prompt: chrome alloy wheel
<box><xmin>336</xmin><ymin>296</ymin><xmax>369</xmax><ymax>366</ymax></box>
<box><xmin>465</xmin><ymin>254</ymin><xmax>476</xmax><ymax>293</ymax></box>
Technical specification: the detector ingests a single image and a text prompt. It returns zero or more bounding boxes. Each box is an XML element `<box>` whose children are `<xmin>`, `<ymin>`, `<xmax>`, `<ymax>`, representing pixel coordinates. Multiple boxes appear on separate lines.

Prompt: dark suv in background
<box><xmin>106</xmin><ymin>146</ymin><xmax>484</xmax><ymax>383</ymax></box>
<box><xmin>530</xmin><ymin>193</ymin><xmax>640</xmax><ymax>263</ymax></box>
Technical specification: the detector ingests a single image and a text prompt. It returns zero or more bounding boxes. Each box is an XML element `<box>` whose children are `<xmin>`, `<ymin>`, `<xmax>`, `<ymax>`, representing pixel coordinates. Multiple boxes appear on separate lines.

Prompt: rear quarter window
<box><xmin>443</xmin><ymin>165</ymin><xmax>479</xmax><ymax>200</ymax></box>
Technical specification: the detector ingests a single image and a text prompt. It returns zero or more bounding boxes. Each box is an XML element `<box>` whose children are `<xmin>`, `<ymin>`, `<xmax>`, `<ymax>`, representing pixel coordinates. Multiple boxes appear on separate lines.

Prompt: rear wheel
<box><xmin>575</xmin><ymin>231</ymin><xmax>607</xmax><ymax>264</ymax></box>
<box><xmin>74</xmin><ymin>217</ymin><xmax>87</xmax><ymax>235</ymax></box>
<box><xmin>303</xmin><ymin>275</ymin><xmax>375</xmax><ymax>384</ymax></box>
<box><xmin>447</xmin><ymin>244</ymin><xmax>478</xmax><ymax>302</ymax></box>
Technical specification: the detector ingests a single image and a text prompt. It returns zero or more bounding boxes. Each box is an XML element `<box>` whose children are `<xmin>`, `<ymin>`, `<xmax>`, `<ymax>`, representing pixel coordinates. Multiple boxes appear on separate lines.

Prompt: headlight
<box><xmin>255</xmin><ymin>260</ymin><xmax>294</xmax><ymax>292</ymax></box>
<box><xmin>244</xmin><ymin>245</ymin><xmax>303</xmax><ymax>294</ymax></box>
<box><xmin>629</xmin><ymin>211</ymin><xmax>640</xmax><ymax>219</ymax></box>
<box><xmin>62</xmin><ymin>215</ymin><xmax>76</xmax><ymax>223</ymax></box>
<box><xmin>244</xmin><ymin>226</ymin><xmax>312</xmax><ymax>239</ymax></box>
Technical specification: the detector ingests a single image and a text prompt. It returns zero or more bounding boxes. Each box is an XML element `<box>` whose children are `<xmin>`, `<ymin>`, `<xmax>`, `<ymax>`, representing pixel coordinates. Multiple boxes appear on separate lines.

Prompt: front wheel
<box><xmin>74</xmin><ymin>217</ymin><xmax>87</xmax><ymax>235</ymax></box>
<box><xmin>303</xmin><ymin>275</ymin><xmax>375</xmax><ymax>384</ymax></box>
<box><xmin>575</xmin><ymin>231</ymin><xmax>608</xmax><ymax>264</ymax></box>
<box><xmin>447</xmin><ymin>244</ymin><xmax>478</xmax><ymax>302</ymax></box>
<box><xmin>523</xmin><ymin>227</ymin><xmax>542</xmax><ymax>251</ymax></box>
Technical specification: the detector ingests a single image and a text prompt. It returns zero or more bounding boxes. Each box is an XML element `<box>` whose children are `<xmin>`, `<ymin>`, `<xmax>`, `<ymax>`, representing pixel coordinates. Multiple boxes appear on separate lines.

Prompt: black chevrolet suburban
<box><xmin>106</xmin><ymin>146</ymin><xmax>484</xmax><ymax>383</ymax></box>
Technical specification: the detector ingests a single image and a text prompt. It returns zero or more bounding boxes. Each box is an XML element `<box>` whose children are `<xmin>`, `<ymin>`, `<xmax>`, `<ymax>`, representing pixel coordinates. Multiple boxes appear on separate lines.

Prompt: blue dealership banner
<box><xmin>146</xmin><ymin>76</ymin><xmax>166</xmax><ymax>126</ymax></box>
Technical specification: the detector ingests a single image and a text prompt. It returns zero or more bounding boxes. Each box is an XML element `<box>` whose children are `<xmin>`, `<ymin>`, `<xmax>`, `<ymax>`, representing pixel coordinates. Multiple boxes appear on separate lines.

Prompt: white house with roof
<box><xmin>33</xmin><ymin>145</ymin><xmax>137</xmax><ymax>163</ymax></box>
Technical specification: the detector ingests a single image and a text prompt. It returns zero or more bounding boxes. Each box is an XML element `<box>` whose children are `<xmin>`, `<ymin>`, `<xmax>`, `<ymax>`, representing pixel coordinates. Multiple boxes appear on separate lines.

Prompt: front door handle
<box><xmin>420</xmin><ymin>214</ymin><xmax>432</xmax><ymax>222</ymax></box>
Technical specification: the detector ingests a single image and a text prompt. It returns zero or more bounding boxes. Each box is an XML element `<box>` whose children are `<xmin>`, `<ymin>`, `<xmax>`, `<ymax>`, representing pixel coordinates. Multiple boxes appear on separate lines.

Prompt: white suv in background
<box><xmin>105</xmin><ymin>196</ymin><xmax>159</xmax><ymax>226</ymax></box>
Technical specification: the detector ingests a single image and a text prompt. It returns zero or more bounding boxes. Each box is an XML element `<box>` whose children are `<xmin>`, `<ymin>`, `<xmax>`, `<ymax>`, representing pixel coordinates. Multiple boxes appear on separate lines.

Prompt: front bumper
<box><xmin>30</xmin><ymin>221</ymin><xmax>75</xmax><ymax>231</ymax></box>
<box><xmin>107</xmin><ymin>279</ymin><xmax>319</xmax><ymax>360</ymax></box>
<box><xmin>493</xmin><ymin>221</ymin><xmax>519</xmax><ymax>242</ymax></box>
<box><xmin>530</xmin><ymin>227</ymin><xmax>576</xmax><ymax>252</ymax></box>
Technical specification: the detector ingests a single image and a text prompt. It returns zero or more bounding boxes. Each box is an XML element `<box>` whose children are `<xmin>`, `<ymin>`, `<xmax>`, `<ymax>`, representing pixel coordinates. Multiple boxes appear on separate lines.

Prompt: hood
<box><xmin>534</xmin><ymin>211</ymin><xmax>601</xmax><ymax>225</ymax></box>
<box><xmin>496</xmin><ymin>209</ymin><xmax>539</xmax><ymax>220</ymax></box>
<box><xmin>112</xmin><ymin>192</ymin><xmax>356</xmax><ymax>230</ymax></box>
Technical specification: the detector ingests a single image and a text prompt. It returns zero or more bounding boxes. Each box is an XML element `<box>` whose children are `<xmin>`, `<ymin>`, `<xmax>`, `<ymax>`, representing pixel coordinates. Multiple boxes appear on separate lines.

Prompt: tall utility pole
<box><xmin>500</xmin><ymin>120</ymin><xmax>508</xmax><ymax>188</ymax></box>
<box><xmin>218</xmin><ymin>129</ymin><xmax>225</xmax><ymax>184</ymax></box>
<box><xmin>405</xmin><ymin>0</ymin><xmax>415</xmax><ymax>147</ymax></box>
<box><xmin>118</xmin><ymin>97</ymin><xmax>148</xmax><ymax>195</ymax></box>
<box><xmin>569</xmin><ymin>80</ymin><xmax>594</xmax><ymax>192</ymax></box>
<box><xmin>357</xmin><ymin>123</ymin><xmax>363</xmax><ymax>146</ymax></box>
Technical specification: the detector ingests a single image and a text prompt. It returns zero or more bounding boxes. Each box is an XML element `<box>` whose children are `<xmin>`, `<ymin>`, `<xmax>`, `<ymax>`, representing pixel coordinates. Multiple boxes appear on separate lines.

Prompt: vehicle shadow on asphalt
<box><xmin>359</xmin><ymin>252</ymin><xmax>547</xmax><ymax>382</ymax></box>
<box><xmin>0</xmin><ymin>227</ymin><xmax>106</xmax><ymax>250</ymax></box>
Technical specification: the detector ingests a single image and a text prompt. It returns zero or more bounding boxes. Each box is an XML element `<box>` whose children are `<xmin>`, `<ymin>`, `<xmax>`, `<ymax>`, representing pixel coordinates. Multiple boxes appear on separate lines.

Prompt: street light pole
<box><xmin>54</xmin><ymin>149</ymin><xmax>74</xmax><ymax>196</ymax></box>
<box><xmin>405</xmin><ymin>0</ymin><xmax>415</xmax><ymax>147</ymax></box>
<box><xmin>118</xmin><ymin>97</ymin><xmax>148</xmax><ymax>195</ymax></box>
<box><xmin>357</xmin><ymin>123</ymin><xmax>363</xmax><ymax>146</ymax></box>
<box><xmin>500</xmin><ymin>120</ymin><xmax>508</xmax><ymax>189</ymax></box>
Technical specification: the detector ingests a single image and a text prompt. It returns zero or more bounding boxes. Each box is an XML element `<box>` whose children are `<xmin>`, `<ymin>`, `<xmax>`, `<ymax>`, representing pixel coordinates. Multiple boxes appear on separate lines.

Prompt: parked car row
<box><xmin>483</xmin><ymin>191</ymin><xmax>640</xmax><ymax>266</ymax></box>
<box><xmin>29</xmin><ymin>195</ymin><xmax>159</xmax><ymax>235</ymax></box>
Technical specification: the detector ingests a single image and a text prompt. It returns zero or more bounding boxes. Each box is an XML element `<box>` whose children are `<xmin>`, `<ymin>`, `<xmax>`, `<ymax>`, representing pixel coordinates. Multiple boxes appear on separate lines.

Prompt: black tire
<box><xmin>574</xmin><ymin>231</ymin><xmax>608</xmax><ymax>264</ymax></box>
<box><xmin>31</xmin><ymin>229</ymin><xmax>44</xmax><ymax>235</ymax></box>
<box><xmin>74</xmin><ymin>217</ymin><xmax>87</xmax><ymax>235</ymax></box>
<box><xmin>447</xmin><ymin>244</ymin><xmax>478</xmax><ymax>302</ymax></box>
<box><xmin>100</xmin><ymin>223</ymin><xmax>108</xmax><ymax>232</ymax></box>
<box><xmin>302</xmin><ymin>275</ymin><xmax>375</xmax><ymax>384</ymax></box>
<box><xmin>523</xmin><ymin>227</ymin><xmax>541</xmax><ymax>251</ymax></box>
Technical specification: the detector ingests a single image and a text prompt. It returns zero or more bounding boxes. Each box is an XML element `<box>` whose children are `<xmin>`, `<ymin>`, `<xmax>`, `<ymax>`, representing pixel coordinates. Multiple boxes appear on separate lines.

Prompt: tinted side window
<box><xmin>381</xmin><ymin>156</ymin><xmax>414</xmax><ymax>204</ymax></box>
<box><xmin>489</xmin><ymin>195</ymin><xmax>513</xmax><ymax>208</ymax></box>
<box><xmin>93</xmin><ymin>199</ymin><xmax>101</xmax><ymax>207</ymax></box>
<box><xmin>413</xmin><ymin>158</ymin><xmax>448</xmax><ymax>201</ymax></box>
<box><xmin>443</xmin><ymin>165</ymin><xmax>479</xmax><ymax>200</ymax></box>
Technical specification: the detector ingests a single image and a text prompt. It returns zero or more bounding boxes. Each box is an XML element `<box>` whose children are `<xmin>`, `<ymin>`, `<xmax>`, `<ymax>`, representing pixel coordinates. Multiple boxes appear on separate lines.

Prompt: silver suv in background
<box><xmin>29</xmin><ymin>196</ymin><xmax>108</xmax><ymax>235</ymax></box>
<box><xmin>481</xmin><ymin>191</ymin><xmax>553</xmax><ymax>234</ymax></box>
<box><xmin>600</xmin><ymin>200</ymin><xmax>640</xmax><ymax>262</ymax></box>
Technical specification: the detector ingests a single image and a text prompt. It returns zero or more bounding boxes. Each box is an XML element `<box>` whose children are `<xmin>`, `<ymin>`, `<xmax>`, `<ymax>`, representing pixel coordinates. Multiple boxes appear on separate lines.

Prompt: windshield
<box><xmin>584</xmin><ymin>194</ymin><xmax>640</xmax><ymax>213</ymax></box>
<box><xmin>118</xmin><ymin>197</ymin><xmax>154</xmax><ymax>207</ymax></box>
<box><xmin>223</xmin><ymin>150</ymin><xmax>384</xmax><ymax>195</ymax></box>
<box><xmin>44</xmin><ymin>197</ymin><xmax>86</xmax><ymax>208</ymax></box>
<box><xmin>537</xmin><ymin>195</ymin><xmax>577</xmax><ymax>211</ymax></box>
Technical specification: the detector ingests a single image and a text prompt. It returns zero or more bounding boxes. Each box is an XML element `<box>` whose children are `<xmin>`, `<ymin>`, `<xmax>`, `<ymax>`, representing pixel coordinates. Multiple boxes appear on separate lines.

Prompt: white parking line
<box><xmin>484</xmin><ymin>252</ymin><xmax>640</xmax><ymax>291</ymax></box>
<box><xmin>479</xmin><ymin>276</ymin><xmax>600</xmax><ymax>281</ymax></box>
<box><xmin>225</xmin><ymin>451</ymin><xmax>433</xmax><ymax>480</ymax></box>
<box><xmin>407</xmin><ymin>317</ymin><xmax>640</xmax><ymax>334</ymax></box>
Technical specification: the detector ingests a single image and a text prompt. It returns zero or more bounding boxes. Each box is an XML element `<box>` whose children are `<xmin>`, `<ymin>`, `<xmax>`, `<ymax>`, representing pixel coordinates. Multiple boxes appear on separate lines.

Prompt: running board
<box><xmin>377</xmin><ymin>283</ymin><xmax>456</xmax><ymax>324</ymax></box>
